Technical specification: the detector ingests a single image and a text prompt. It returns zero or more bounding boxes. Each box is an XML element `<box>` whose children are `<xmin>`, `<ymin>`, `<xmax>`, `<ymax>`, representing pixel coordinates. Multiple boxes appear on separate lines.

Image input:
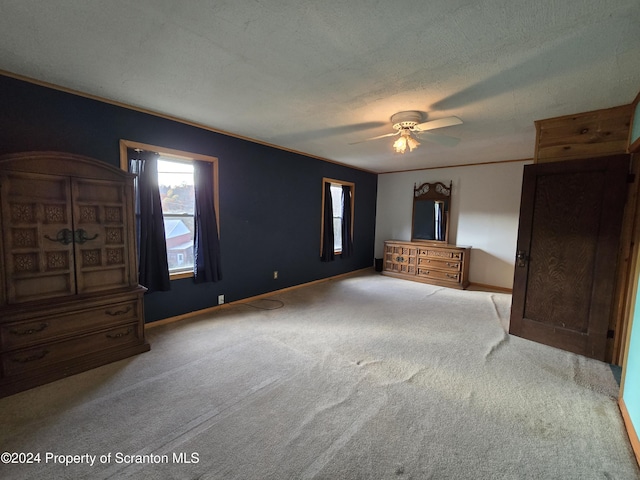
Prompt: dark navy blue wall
<box><xmin>0</xmin><ymin>75</ymin><xmax>378</xmax><ymax>322</ymax></box>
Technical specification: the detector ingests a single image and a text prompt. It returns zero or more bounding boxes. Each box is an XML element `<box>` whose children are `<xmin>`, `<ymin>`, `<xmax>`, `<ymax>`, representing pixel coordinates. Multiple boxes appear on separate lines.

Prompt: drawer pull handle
<box><xmin>446</xmin><ymin>273</ymin><xmax>459</xmax><ymax>279</ymax></box>
<box><xmin>106</xmin><ymin>328</ymin><xmax>132</xmax><ymax>339</ymax></box>
<box><xmin>9</xmin><ymin>323</ymin><xmax>48</xmax><ymax>336</ymax></box>
<box><xmin>395</xmin><ymin>256</ymin><xmax>405</xmax><ymax>262</ymax></box>
<box><xmin>12</xmin><ymin>350</ymin><xmax>49</xmax><ymax>363</ymax></box>
<box><xmin>106</xmin><ymin>306</ymin><xmax>132</xmax><ymax>316</ymax></box>
<box><xmin>446</xmin><ymin>262</ymin><xmax>459</xmax><ymax>268</ymax></box>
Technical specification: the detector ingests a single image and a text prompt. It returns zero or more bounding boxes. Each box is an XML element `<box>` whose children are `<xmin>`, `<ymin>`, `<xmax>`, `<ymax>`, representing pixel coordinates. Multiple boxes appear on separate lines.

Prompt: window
<box><xmin>157</xmin><ymin>158</ymin><xmax>195</xmax><ymax>275</ymax></box>
<box><xmin>320</xmin><ymin>177</ymin><xmax>354</xmax><ymax>258</ymax></box>
<box><xmin>119</xmin><ymin>140</ymin><xmax>219</xmax><ymax>280</ymax></box>
<box><xmin>329</xmin><ymin>183</ymin><xmax>344</xmax><ymax>252</ymax></box>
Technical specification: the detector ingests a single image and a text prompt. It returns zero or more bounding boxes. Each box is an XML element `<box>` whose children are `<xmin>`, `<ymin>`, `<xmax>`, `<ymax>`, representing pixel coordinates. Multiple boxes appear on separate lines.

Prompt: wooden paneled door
<box><xmin>0</xmin><ymin>171</ymin><xmax>77</xmax><ymax>303</ymax></box>
<box><xmin>72</xmin><ymin>177</ymin><xmax>133</xmax><ymax>294</ymax></box>
<box><xmin>509</xmin><ymin>155</ymin><xmax>630</xmax><ymax>361</ymax></box>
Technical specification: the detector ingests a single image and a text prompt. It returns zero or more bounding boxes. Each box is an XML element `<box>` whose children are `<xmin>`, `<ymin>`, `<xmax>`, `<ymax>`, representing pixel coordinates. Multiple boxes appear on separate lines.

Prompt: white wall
<box><xmin>375</xmin><ymin>160</ymin><xmax>532</xmax><ymax>289</ymax></box>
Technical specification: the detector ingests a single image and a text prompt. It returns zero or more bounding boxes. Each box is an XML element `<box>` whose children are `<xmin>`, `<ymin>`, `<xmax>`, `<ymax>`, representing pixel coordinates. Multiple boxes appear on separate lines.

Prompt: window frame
<box><xmin>119</xmin><ymin>139</ymin><xmax>219</xmax><ymax>279</ymax></box>
<box><xmin>320</xmin><ymin>177</ymin><xmax>355</xmax><ymax>256</ymax></box>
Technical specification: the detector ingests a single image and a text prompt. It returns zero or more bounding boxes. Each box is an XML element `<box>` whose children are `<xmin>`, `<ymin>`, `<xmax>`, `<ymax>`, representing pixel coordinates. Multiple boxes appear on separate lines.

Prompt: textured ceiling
<box><xmin>1</xmin><ymin>1</ymin><xmax>639</xmax><ymax>173</ymax></box>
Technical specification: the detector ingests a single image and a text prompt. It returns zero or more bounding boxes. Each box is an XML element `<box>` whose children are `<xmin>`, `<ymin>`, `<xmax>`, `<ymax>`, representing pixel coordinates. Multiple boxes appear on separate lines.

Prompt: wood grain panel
<box><xmin>535</xmin><ymin>104</ymin><xmax>632</xmax><ymax>163</ymax></box>
<box><xmin>524</xmin><ymin>171</ymin><xmax>603</xmax><ymax>332</ymax></box>
<box><xmin>510</xmin><ymin>155</ymin><xmax>629</xmax><ymax>361</ymax></box>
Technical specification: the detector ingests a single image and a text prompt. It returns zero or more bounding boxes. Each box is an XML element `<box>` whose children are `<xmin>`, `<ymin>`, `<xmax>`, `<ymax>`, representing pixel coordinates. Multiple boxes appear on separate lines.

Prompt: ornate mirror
<box><xmin>411</xmin><ymin>181</ymin><xmax>452</xmax><ymax>243</ymax></box>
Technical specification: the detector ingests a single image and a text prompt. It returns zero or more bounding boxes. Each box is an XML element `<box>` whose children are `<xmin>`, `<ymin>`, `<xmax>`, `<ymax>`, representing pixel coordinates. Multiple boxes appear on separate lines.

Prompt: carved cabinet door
<box><xmin>71</xmin><ymin>178</ymin><xmax>131</xmax><ymax>294</ymax></box>
<box><xmin>0</xmin><ymin>171</ymin><xmax>77</xmax><ymax>303</ymax></box>
<box><xmin>509</xmin><ymin>155</ymin><xmax>629</xmax><ymax>361</ymax></box>
<box><xmin>0</xmin><ymin>172</ymin><xmax>133</xmax><ymax>304</ymax></box>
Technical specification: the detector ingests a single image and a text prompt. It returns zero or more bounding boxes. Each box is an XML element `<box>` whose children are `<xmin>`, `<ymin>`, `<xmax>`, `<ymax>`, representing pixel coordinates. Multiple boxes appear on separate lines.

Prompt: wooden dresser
<box><xmin>383</xmin><ymin>240</ymin><xmax>470</xmax><ymax>289</ymax></box>
<box><xmin>0</xmin><ymin>152</ymin><xmax>150</xmax><ymax>397</ymax></box>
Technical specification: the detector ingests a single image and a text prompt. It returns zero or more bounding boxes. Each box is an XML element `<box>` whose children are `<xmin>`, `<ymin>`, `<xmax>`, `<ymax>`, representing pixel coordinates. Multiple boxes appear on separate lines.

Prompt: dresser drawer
<box><xmin>417</xmin><ymin>267</ymin><xmax>461</xmax><ymax>284</ymax></box>
<box><xmin>2</xmin><ymin>323</ymin><xmax>141</xmax><ymax>377</ymax></box>
<box><xmin>1</xmin><ymin>300</ymin><xmax>139</xmax><ymax>350</ymax></box>
<box><xmin>417</xmin><ymin>256</ymin><xmax>462</xmax><ymax>271</ymax></box>
<box><xmin>419</xmin><ymin>248</ymin><xmax>463</xmax><ymax>260</ymax></box>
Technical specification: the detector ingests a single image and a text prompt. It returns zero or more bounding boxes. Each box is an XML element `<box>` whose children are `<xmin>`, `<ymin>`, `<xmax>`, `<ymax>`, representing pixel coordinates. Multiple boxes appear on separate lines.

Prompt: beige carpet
<box><xmin>1</xmin><ymin>270</ymin><xmax>638</xmax><ymax>479</ymax></box>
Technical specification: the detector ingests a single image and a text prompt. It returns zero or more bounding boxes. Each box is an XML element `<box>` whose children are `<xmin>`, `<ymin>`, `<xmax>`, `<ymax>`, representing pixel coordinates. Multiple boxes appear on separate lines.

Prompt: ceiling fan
<box><xmin>350</xmin><ymin>111</ymin><xmax>463</xmax><ymax>154</ymax></box>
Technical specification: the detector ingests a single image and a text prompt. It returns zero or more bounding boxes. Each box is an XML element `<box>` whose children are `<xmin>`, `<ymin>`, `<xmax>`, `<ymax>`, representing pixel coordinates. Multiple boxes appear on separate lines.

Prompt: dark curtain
<box><xmin>320</xmin><ymin>182</ymin><xmax>335</xmax><ymax>262</ymax></box>
<box><xmin>341</xmin><ymin>185</ymin><xmax>353</xmax><ymax>258</ymax></box>
<box><xmin>129</xmin><ymin>149</ymin><xmax>171</xmax><ymax>292</ymax></box>
<box><xmin>193</xmin><ymin>160</ymin><xmax>222</xmax><ymax>283</ymax></box>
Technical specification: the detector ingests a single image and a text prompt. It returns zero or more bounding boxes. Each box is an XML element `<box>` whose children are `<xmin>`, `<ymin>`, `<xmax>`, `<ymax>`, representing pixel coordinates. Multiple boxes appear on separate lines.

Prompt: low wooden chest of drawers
<box><xmin>383</xmin><ymin>240</ymin><xmax>470</xmax><ymax>289</ymax></box>
<box><xmin>0</xmin><ymin>288</ymin><xmax>148</xmax><ymax>396</ymax></box>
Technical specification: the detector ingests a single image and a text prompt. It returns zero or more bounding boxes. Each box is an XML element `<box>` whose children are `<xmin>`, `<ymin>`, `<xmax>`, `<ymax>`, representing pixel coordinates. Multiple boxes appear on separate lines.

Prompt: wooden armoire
<box><xmin>0</xmin><ymin>152</ymin><xmax>149</xmax><ymax>397</ymax></box>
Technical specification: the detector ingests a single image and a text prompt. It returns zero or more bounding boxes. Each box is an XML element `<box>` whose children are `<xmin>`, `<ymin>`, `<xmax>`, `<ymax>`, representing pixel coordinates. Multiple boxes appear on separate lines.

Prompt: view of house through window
<box><xmin>157</xmin><ymin>158</ymin><xmax>195</xmax><ymax>274</ymax></box>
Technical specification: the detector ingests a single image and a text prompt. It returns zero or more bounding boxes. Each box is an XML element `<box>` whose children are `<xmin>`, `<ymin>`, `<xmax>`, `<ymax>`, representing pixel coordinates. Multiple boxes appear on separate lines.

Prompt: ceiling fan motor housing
<box><xmin>391</xmin><ymin>111</ymin><xmax>423</xmax><ymax>131</ymax></box>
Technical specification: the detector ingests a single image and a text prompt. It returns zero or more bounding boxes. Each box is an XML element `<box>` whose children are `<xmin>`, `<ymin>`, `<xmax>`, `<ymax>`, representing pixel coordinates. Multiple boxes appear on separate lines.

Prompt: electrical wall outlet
<box><xmin>218</xmin><ymin>294</ymin><xmax>224</xmax><ymax>305</ymax></box>
<box><xmin>273</xmin><ymin>271</ymin><xmax>278</xmax><ymax>279</ymax></box>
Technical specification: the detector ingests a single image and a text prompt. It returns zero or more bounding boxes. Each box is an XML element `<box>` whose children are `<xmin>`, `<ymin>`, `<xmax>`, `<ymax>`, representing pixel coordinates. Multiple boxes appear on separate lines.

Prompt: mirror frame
<box><xmin>411</xmin><ymin>181</ymin><xmax>452</xmax><ymax>244</ymax></box>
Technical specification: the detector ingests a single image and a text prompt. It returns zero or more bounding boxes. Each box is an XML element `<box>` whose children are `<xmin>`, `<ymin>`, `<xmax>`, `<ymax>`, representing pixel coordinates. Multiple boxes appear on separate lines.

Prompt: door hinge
<box><xmin>607</xmin><ymin>329</ymin><xmax>615</xmax><ymax>339</ymax></box>
<box><xmin>628</xmin><ymin>173</ymin><xmax>636</xmax><ymax>183</ymax></box>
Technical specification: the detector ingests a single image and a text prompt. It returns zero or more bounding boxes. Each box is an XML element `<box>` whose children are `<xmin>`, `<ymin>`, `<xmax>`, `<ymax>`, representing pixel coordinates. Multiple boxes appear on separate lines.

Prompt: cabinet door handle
<box><xmin>44</xmin><ymin>228</ymin><xmax>74</xmax><ymax>245</ymax></box>
<box><xmin>106</xmin><ymin>306</ymin><xmax>132</xmax><ymax>316</ymax></box>
<box><xmin>106</xmin><ymin>328</ymin><xmax>132</xmax><ymax>339</ymax></box>
<box><xmin>9</xmin><ymin>323</ymin><xmax>49</xmax><ymax>336</ymax></box>
<box><xmin>11</xmin><ymin>350</ymin><xmax>49</xmax><ymax>363</ymax></box>
<box><xmin>74</xmin><ymin>229</ymin><xmax>99</xmax><ymax>244</ymax></box>
<box><xmin>44</xmin><ymin>228</ymin><xmax>98</xmax><ymax>244</ymax></box>
<box><xmin>395</xmin><ymin>256</ymin><xmax>405</xmax><ymax>262</ymax></box>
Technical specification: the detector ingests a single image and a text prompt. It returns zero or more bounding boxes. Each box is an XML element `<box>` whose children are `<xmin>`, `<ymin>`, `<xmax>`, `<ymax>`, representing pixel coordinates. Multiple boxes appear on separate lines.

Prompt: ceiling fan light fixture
<box><xmin>406</xmin><ymin>134</ymin><xmax>420</xmax><ymax>152</ymax></box>
<box><xmin>350</xmin><ymin>110</ymin><xmax>461</xmax><ymax>153</ymax></box>
<box><xmin>393</xmin><ymin>130</ymin><xmax>420</xmax><ymax>154</ymax></box>
<box><xmin>393</xmin><ymin>135</ymin><xmax>407</xmax><ymax>154</ymax></box>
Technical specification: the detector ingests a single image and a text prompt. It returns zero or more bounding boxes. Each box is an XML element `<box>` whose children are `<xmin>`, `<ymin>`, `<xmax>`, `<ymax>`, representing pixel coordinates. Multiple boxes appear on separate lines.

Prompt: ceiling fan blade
<box><xmin>349</xmin><ymin>131</ymin><xmax>399</xmax><ymax>145</ymax></box>
<box><xmin>414</xmin><ymin>131</ymin><xmax>460</xmax><ymax>147</ymax></box>
<box><xmin>414</xmin><ymin>116</ymin><xmax>463</xmax><ymax>132</ymax></box>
